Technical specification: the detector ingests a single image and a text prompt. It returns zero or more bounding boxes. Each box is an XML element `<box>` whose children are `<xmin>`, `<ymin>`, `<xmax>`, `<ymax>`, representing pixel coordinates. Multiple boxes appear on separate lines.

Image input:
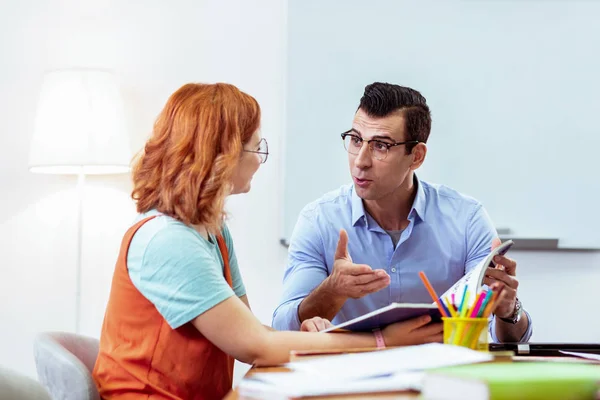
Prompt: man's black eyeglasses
<box><xmin>341</xmin><ymin>131</ymin><xmax>419</xmax><ymax>161</ymax></box>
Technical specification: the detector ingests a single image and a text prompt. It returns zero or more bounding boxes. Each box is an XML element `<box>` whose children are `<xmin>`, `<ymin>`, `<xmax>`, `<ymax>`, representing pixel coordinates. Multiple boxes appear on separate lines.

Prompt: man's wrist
<box><xmin>322</xmin><ymin>276</ymin><xmax>348</xmax><ymax>304</ymax></box>
<box><xmin>497</xmin><ymin>297</ymin><xmax>522</xmax><ymax>324</ymax></box>
<box><xmin>298</xmin><ymin>278</ymin><xmax>347</xmax><ymax>323</ymax></box>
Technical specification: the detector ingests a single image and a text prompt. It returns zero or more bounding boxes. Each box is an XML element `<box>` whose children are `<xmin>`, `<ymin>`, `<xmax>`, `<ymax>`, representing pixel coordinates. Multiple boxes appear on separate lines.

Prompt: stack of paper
<box><xmin>286</xmin><ymin>343</ymin><xmax>494</xmax><ymax>380</ymax></box>
<box><xmin>239</xmin><ymin>371</ymin><xmax>423</xmax><ymax>399</ymax></box>
<box><xmin>238</xmin><ymin>343</ymin><xmax>494</xmax><ymax>399</ymax></box>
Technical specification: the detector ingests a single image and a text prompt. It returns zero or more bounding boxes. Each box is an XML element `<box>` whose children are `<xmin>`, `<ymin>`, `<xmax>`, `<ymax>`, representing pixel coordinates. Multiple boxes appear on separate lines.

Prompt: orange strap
<box><xmin>216</xmin><ymin>234</ymin><xmax>233</xmax><ymax>288</ymax></box>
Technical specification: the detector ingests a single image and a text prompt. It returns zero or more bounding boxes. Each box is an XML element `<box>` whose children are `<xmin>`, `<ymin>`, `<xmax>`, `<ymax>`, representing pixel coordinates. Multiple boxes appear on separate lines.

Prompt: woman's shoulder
<box><xmin>131</xmin><ymin>211</ymin><xmax>208</xmax><ymax>257</ymax></box>
<box><xmin>136</xmin><ymin>210</ymin><xmax>190</xmax><ymax>233</ymax></box>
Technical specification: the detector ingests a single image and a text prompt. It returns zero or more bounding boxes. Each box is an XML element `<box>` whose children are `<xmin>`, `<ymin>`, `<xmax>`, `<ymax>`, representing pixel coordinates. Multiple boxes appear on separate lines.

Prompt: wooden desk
<box><xmin>225</xmin><ymin>352</ymin><xmax>599</xmax><ymax>400</ymax></box>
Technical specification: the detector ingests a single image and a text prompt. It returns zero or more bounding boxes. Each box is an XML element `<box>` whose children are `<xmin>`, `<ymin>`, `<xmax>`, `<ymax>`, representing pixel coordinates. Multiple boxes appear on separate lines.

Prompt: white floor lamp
<box><xmin>28</xmin><ymin>68</ymin><xmax>132</xmax><ymax>333</ymax></box>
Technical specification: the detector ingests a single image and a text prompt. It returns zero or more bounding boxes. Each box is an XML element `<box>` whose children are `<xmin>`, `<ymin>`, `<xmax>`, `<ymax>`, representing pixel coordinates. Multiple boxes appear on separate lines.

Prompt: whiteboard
<box><xmin>282</xmin><ymin>0</ymin><xmax>600</xmax><ymax>249</ymax></box>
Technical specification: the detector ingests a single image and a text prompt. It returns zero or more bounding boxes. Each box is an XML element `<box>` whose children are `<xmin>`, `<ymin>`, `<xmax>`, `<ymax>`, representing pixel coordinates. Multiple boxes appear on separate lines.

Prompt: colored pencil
<box><xmin>418</xmin><ymin>271</ymin><xmax>449</xmax><ymax>317</ymax></box>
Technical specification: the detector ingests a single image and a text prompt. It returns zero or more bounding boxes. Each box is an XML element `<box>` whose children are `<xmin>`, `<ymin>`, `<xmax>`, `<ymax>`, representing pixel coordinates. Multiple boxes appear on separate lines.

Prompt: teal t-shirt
<box><xmin>127</xmin><ymin>209</ymin><xmax>246</xmax><ymax>329</ymax></box>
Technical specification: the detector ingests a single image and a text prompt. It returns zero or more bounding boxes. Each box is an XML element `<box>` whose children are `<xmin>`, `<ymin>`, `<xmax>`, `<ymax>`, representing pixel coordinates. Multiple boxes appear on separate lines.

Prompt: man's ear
<box><xmin>409</xmin><ymin>142</ymin><xmax>427</xmax><ymax>170</ymax></box>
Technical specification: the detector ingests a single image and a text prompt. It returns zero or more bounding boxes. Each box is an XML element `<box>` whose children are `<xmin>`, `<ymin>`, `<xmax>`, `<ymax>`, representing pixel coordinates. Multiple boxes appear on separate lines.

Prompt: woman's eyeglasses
<box><xmin>243</xmin><ymin>138</ymin><xmax>269</xmax><ymax>164</ymax></box>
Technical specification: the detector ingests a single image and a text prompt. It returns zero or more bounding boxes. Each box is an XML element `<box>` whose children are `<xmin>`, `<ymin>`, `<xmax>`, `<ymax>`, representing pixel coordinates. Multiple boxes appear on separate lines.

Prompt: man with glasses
<box><xmin>272</xmin><ymin>82</ymin><xmax>532</xmax><ymax>343</ymax></box>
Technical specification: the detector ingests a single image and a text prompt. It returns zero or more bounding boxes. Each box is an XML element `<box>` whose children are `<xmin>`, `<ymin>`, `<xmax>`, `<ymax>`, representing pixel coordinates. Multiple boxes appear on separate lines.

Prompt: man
<box><xmin>272</xmin><ymin>82</ymin><xmax>532</xmax><ymax>343</ymax></box>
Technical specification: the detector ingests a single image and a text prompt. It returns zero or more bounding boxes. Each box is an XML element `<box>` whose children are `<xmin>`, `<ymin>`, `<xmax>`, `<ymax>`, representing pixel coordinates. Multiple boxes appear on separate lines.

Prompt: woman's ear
<box><xmin>410</xmin><ymin>143</ymin><xmax>427</xmax><ymax>170</ymax></box>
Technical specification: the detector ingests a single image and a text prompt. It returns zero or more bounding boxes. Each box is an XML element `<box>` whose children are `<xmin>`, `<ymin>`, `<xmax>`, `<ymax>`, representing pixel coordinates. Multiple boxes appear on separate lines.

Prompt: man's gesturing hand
<box><xmin>324</xmin><ymin>229</ymin><xmax>390</xmax><ymax>300</ymax></box>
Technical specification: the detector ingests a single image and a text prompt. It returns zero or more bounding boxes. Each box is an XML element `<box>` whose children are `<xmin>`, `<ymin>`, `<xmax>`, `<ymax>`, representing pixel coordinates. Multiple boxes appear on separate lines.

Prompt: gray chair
<box><xmin>33</xmin><ymin>332</ymin><xmax>101</xmax><ymax>400</ymax></box>
<box><xmin>0</xmin><ymin>365</ymin><xmax>52</xmax><ymax>399</ymax></box>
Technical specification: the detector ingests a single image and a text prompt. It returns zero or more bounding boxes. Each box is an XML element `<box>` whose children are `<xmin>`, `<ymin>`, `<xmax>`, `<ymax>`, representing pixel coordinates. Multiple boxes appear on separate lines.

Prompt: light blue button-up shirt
<box><xmin>272</xmin><ymin>177</ymin><xmax>532</xmax><ymax>342</ymax></box>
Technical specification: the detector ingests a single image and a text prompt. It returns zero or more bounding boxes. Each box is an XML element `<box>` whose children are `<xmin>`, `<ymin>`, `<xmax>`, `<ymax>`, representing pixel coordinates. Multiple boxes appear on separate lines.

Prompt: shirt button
<box><xmin>391</xmin><ymin>267</ymin><xmax>397</xmax><ymax>273</ymax></box>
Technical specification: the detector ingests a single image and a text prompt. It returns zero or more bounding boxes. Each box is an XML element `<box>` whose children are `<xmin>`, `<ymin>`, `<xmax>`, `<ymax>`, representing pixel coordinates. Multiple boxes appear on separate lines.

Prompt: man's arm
<box><xmin>494</xmin><ymin>309</ymin><xmax>531</xmax><ymax>342</ymax></box>
<box><xmin>465</xmin><ymin>204</ymin><xmax>533</xmax><ymax>343</ymax></box>
<box><xmin>272</xmin><ymin>209</ymin><xmax>333</xmax><ymax>331</ymax></box>
<box><xmin>298</xmin><ymin>279</ymin><xmax>347</xmax><ymax>322</ymax></box>
<box><xmin>272</xmin><ymin>212</ymin><xmax>388</xmax><ymax>331</ymax></box>
<box><xmin>485</xmin><ymin>260</ymin><xmax>532</xmax><ymax>342</ymax></box>
<box><xmin>298</xmin><ymin>229</ymin><xmax>389</xmax><ymax>322</ymax></box>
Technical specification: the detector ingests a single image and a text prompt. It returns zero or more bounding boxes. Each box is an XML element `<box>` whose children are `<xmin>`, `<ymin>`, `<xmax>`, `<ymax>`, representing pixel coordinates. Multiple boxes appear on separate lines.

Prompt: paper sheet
<box><xmin>559</xmin><ymin>350</ymin><xmax>600</xmax><ymax>361</ymax></box>
<box><xmin>239</xmin><ymin>371</ymin><xmax>424</xmax><ymax>398</ymax></box>
<box><xmin>285</xmin><ymin>343</ymin><xmax>493</xmax><ymax>381</ymax></box>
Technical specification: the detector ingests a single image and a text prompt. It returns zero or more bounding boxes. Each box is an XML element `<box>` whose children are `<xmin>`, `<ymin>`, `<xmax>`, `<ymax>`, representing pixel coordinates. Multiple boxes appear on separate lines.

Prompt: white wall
<box><xmin>0</xmin><ymin>0</ymin><xmax>287</xmax><ymax>382</ymax></box>
<box><xmin>511</xmin><ymin>250</ymin><xmax>600</xmax><ymax>343</ymax></box>
<box><xmin>283</xmin><ymin>0</ymin><xmax>600</xmax><ymax>344</ymax></box>
<box><xmin>0</xmin><ymin>0</ymin><xmax>598</xmax><ymax>390</ymax></box>
<box><xmin>283</xmin><ymin>0</ymin><xmax>600</xmax><ymax>249</ymax></box>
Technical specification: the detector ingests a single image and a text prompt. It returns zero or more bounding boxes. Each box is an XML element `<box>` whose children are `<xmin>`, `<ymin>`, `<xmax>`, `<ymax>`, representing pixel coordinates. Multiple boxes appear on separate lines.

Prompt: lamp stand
<box><xmin>75</xmin><ymin>171</ymin><xmax>85</xmax><ymax>333</ymax></box>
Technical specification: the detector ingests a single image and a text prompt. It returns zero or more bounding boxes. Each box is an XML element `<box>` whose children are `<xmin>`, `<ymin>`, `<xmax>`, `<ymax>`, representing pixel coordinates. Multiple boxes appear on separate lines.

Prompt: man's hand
<box><xmin>297</xmin><ymin>229</ymin><xmax>391</xmax><ymax>324</ymax></box>
<box><xmin>483</xmin><ymin>254</ymin><xmax>518</xmax><ymax>319</ymax></box>
<box><xmin>382</xmin><ymin>315</ymin><xmax>443</xmax><ymax>347</ymax></box>
<box><xmin>300</xmin><ymin>316</ymin><xmax>333</xmax><ymax>332</ymax></box>
<box><xmin>324</xmin><ymin>229</ymin><xmax>390</xmax><ymax>300</ymax></box>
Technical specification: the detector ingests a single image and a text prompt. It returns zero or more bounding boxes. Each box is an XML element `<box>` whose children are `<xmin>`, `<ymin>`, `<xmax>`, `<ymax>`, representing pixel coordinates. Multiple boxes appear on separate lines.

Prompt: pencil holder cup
<box><xmin>442</xmin><ymin>317</ymin><xmax>489</xmax><ymax>351</ymax></box>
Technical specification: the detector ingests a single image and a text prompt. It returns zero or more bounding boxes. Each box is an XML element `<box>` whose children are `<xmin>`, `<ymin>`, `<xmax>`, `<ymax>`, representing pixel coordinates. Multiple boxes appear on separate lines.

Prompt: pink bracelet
<box><xmin>373</xmin><ymin>329</ymin><xmax>386</xmax><ymax>349</ymax></box>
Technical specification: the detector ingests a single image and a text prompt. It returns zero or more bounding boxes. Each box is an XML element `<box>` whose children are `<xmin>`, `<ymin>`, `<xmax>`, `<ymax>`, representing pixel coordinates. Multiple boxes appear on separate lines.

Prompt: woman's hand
<box><xmin>382</xmin><ymin>315</ymin><xmax>443</xmax><ymax>347</ymax></box>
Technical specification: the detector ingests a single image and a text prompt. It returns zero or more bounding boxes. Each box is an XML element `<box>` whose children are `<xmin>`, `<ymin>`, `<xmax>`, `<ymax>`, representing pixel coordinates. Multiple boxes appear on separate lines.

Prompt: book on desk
<box><xmin>421</xmin><ymin>362</ymin><xmax>600</xmax><ymax>400</ymax></box>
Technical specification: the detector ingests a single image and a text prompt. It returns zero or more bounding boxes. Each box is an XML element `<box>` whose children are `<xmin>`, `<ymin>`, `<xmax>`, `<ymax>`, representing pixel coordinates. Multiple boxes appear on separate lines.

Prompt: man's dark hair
<box><xmin>358</xmin><ymin>82</ymin><xmax>431</xmax><ymax>153</ymax></box>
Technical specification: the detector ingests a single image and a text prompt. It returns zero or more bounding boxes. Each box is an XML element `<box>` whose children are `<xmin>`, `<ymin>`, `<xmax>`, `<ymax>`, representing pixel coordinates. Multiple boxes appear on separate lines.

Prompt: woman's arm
<box><xmin>239</xmin><ymin>294</ymin><xmax>250</xmax><ymax>309</ymax></box>
<box><xmin>240</xmin><ymin>293</ymin><xmax>332</xmax><ymax>333</ymax></box>
<box><xmin>192</xmin><ymin>295</ymin><xmax>442</xmax><ymax>366</ymax></box>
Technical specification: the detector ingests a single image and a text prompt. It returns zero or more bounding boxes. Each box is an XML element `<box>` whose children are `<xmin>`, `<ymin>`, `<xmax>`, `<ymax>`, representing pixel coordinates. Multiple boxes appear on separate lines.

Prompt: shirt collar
<box><xmin>351</xmin><ymin>174</ymin><xmax>427</xmax><ymax>226</ymax></box>
<box><xmin>351</xmin><ymin>186</ymin><xmax>367</xmax><ymax>226</ymax></box>
<box><xmin>411</xmin><ymin>174</ymin><xmax>427</xmax><ymax>222</ymax></box>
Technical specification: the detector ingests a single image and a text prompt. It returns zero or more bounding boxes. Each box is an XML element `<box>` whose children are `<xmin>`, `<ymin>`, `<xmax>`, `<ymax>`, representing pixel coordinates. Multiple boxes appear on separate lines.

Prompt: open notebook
<box><xmin>322</xmin><ymin>240</ymin><xmax>514</xmax><ymax>333</ymax></box>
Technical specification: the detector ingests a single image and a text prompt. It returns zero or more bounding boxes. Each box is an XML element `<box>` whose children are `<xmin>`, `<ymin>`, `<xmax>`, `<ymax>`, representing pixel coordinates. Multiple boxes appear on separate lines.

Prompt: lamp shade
<box><xmin>29</xmin><ymin>69</ymin><xmax>132</xmax><ymax>175</ymax></box>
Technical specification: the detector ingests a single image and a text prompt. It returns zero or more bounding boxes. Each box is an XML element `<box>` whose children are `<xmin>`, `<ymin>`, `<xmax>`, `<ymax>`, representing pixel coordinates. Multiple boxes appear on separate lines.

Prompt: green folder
<box><xmin>421</xmin><ymin>362</ymin><xmax>600</xmax><ymax>400</ymax></box>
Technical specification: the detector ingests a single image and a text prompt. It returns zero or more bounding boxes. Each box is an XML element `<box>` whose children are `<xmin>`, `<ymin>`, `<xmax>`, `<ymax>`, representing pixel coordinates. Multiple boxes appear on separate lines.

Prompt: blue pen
<box><xmin>438</xmin><ymin>297</ymin><xmax>451</xmax><ymax>318</ymax></box>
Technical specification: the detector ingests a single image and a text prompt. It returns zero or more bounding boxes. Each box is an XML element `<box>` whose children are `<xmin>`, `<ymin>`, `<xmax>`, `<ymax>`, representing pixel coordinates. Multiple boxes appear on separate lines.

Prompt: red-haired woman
<box><xmin>92</xmin><ymin>83</ymin><xmax>442</xmax><ymax>400</ymax></box>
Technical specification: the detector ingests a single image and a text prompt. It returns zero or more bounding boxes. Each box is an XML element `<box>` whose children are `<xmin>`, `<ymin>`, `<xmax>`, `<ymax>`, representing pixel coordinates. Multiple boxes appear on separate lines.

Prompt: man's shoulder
<box><xmin>300</xmin><ymin>184</ymin><xmax>353</xmax><ymax>216</ymax></box>
<box><xmin>421</xmin><ymin>179</ymin><xmax>482</xmax><ymax>208</ymax></box>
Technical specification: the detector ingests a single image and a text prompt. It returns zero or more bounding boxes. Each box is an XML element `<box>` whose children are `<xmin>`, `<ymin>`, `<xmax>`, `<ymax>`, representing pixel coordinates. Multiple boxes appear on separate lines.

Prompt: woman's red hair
<box><xmin>131</xmin><ymin>83</ymin><xmax>260</xmax><ymax>233</ymax></box>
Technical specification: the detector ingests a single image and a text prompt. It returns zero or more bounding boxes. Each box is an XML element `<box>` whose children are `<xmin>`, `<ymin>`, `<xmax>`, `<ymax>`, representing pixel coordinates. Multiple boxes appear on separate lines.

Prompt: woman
<box><xmin>92</xmin><ymin>83</ymin><xmax>442</xmax><ymax>400</ymax></box>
